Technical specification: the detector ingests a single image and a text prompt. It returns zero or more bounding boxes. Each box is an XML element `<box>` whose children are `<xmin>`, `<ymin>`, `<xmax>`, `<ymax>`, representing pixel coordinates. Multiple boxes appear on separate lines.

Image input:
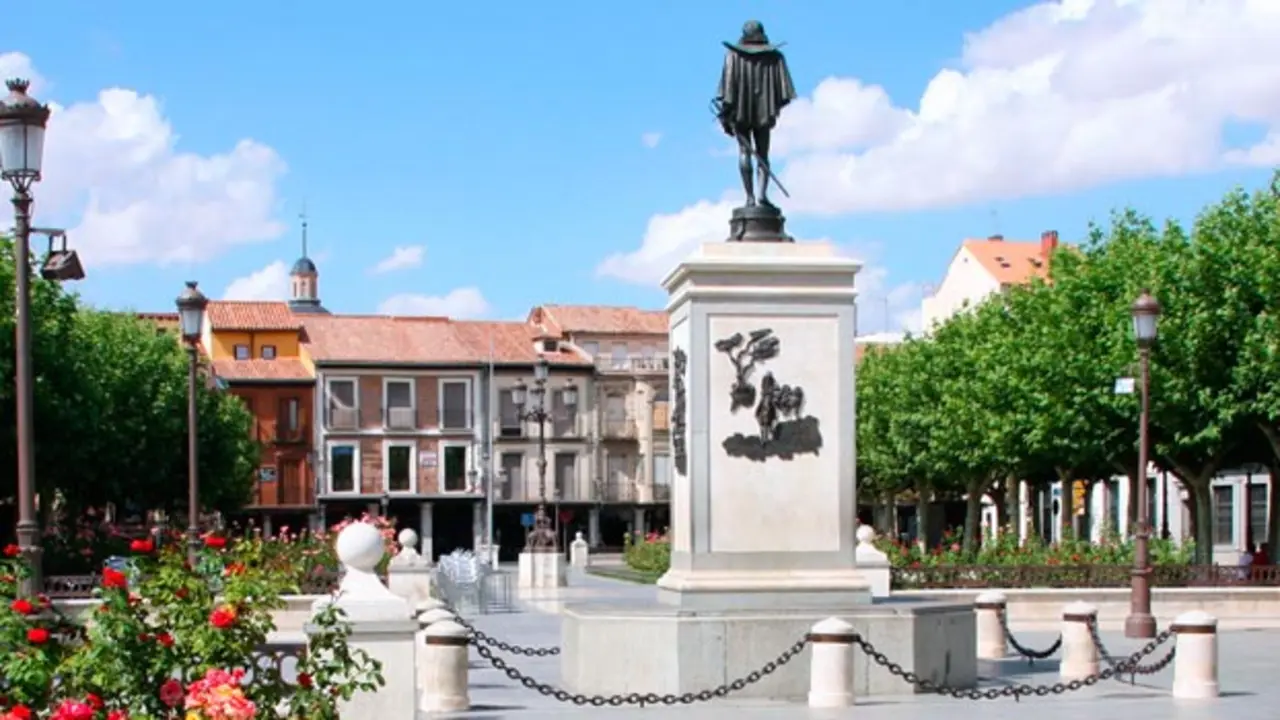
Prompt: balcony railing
<box><xmin>593</xmin><ymin>482</ymin><xmax>635</xmax><ymax>503</ymax></box>
<box><xmin>596</xmin><ymin>354</ymin><xmax>670</xmax><ymax>374</ymax></box>
<box><xmin>652</xmin><ymin>484</ymin><xmax>671</xmax><ymax>502</ymax></box>
<box><xmin>273</xmin><ymin>424</ymin><xmax>307</xmax><ymax>444</ymax></box>
<box><xmin>497</xmin><ymin>420</ymin><xmax>524</xmax><ymax>439</ymax></box>
<box><xmin>326</xmin><ymin>406</ymin><xmax>359</xmax><ymax>430</ymax></box>
<box><xmin>440</xmin><ymin>407</ymin><xmax>472</xmax><ymax>431</ymax></box>
<box><xmin>493</xmin><ymin>478</ymin><xmax>587</xmax><ymax>502</ymax></box>
<box><xmin>385</xmin><ymin>406</ymin><xmax>416</xmax><ymax>430</ymax></box>
<box><xmin>602</xmin><ymin>418</ymin><xmax>637</xmax><ymax>439</ymax></box>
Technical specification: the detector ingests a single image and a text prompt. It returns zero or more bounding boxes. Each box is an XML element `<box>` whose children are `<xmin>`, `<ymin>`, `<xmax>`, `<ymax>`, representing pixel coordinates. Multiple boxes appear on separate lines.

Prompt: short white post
<box><xmin>1059</xmin><ymin>601</ymin><xmax>1099</xmax><ymax>681</ymax></box>
<box><xmin>807</xmin><ymin>617</ymin><xmax>856</xmax><ymax>708</ymax></box>
<box><xmin>570</xmin><ymin>531</ymin><xmax>590</xmax><ymax>568</ymax></box>
<box><xmin>1171</xmin><ymin>611</ymin><xmax>1219</xmax><ymax>700</ymax></box>
<box><xmin>418</xmin><ymin>607</ymin><xmax>455</xmax><ymax>628</ymax></box>
<box><xmin>853</xmin><ymin>525</ymin><xmax>891</xmax><ymax>598</ymax></box>
<box><xmin>974</xmin><ymin>591</ymin><xmax>1008</xmax><ymax>660</ymax></box>
<box><xmin>421</xmin><ymin>620</ymin><xmax>471</xmax><ymax>713</ymax></box>
<box><xmin>387</xmin><ymin>528</ymin><xmax>435</xmax><ymax>611</ymax></box>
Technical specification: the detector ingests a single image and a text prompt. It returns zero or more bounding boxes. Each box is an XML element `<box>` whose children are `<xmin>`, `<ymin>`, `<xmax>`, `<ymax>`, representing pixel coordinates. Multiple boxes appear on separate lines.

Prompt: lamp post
<box><xmin>512</xmin><ymin>358</ymin><xmax>577</xmax><ymax>550</ymax></box>
<box><xmin>1</xmin><ymin>79</ymin><xmax>52</xmax><ymax>597</ymax></box>
<box><xmin>1125</xmin><ymin>289</ymin><xmax>1160</xmax><ymax>639</ymax></box>
<box><xmin>176</xmin><ymin>281</ymin><xmax>209</xmax><ymax>563</ymax></box>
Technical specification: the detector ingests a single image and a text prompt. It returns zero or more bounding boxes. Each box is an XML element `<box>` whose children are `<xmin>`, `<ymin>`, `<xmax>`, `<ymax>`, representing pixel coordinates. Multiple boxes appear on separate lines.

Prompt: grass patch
<box><xmin>587</xmin><ymin>566</ymin><xmax>662</xmax><ymax>585</ymax></box>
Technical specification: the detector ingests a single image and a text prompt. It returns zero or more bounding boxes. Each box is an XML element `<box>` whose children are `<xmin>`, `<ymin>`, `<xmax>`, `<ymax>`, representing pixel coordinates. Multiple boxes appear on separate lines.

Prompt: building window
<box><xmin>326</xmin><ymin>378</ymin><xmax>358</xmax><ymax>428</ymax></box>
<box><xmin>384</xmin><ymin>442</ymin><xmax>415</xmax><ymax>493</ymax></box>
<box><xmin>498</xmin><ymin>388</ymin><xmax>522</xmax><ymax>437</ymax></box>
<box><xmin>554</xmin><ymin>452</ymin><xmax>576</xmax><ymax>500</ymax></box>
<box><xmin>261</xmin><ymin>345</ymin><xmax>277</xmax><ymax>360</ymax></box>
<box><xmin>384</xmin><ymin>378</ymin><xmax>415</xmax><ymax>429</ymax></box>
<box><xmin>653</xmin><ymin>453</ymin><xmax>672</xmax><ymax>500</ymax></box>
<box><xmin>552</xmin><ymin>388</ymin><xmax>577</xmax><ymax>436</ymax></box>
<box><xmin>610</xmin><ymin>343</ymin><xmax>628</xmax><ymax>370</ymax></box>
<box><xmin>580</xmin><ymin>341</ymin><xmax>599</xmax><ymax>358</ymax></box>
<box><xmin>233</xmin><ymin>344</ymin><xmax>250</xmax><ymax>360</ymax></box>
<box><xmin>1106</xmin><ymin>479</ymin><xmax>1121</xmax><ymax>535</ymax></box>
<box><xmin>440</xmin><ymin>379</ymin><xmax>471</xmax><ymax>430</ymax></box>
<box><xmin>500</xmin><ymin>453</ymin><xmax>523</xmax><ymax>501</ymax></box>
<box><xmin>1212</xmin><ymin>485</ymin><xmax>1234</xmax><ymax>545</ymax></box>
<box><xmin>441</xmin><ymin>444</ymin><xmax>469</xmax><ymax>492</ymax></box>
<box><xmin>1250</xmin><ymin>482</ymin><xmax>1269</xmax><ymax>546</ymax></box>
<box><xmin>328</xmin><ymin>444</ymin><xmax>358</xmax><ymax>494</ymax></box>
<box><xmin>277</xmin><ymin>397</ymin><xmax>300</xmax><ymax>440</ymax></box>
<box><xmin>605</xmin><ymin>453</ymin><xmax>631</xmax><ymax>501</ymax></box>
<box><xmin>604</xmin><ymin>394</ymin><xmax>628</xmax><ymax>437</ymax></box>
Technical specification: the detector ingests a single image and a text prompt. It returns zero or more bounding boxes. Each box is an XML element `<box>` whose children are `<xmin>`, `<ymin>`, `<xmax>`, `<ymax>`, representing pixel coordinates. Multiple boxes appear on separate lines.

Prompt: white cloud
<box><xmin>370</xmin><ymin>245</ymin><xmax>425</xmax><ymax>274</ymax></box>
<box><xmin>0</xmin><ymin>52</ymin><xmax>286</xmax><ymax>266</ymax></box>
<box><xmin>642</xmin><ymin>132</ymin><xmax>663</xmax><ymax>149</ymax></box>
<box><xmin>222</xmin><ymin>261</ymin><xmax>290</xmax><ymax>301</ymax></box>
<box><xmin>761</xmin><ymin>0</ymin><xmax>1280</xmax><ymax>214</ymax></box>
<box><xmin>596</xmin><ymin>195</ymin><xmax>737</xmax><ymax>286</ymax></box>
<box><xmin>378</xmin><ymin>288</ymin><xmax>490</xmax><ymax>318</ymax></box>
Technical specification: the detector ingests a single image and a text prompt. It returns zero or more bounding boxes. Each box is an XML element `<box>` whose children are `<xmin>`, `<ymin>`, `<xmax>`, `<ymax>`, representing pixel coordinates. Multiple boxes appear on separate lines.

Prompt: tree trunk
<box><xmin>963</xmin><ymin>479</ymin><xmax>984</xmax><ymax>556</ymax></box>
<box><xmin>1004</xmin><ymin>475</ymin><xmax>1020</xmax><ymax>540</ymax></box>
<box><xmin>914</xmin><ymin>493</ymin><xmax>931</xmax><ymax>550</ymax></box>
<box><xmin>1056</xmin><ymin>468</ymin><xmax>1075</xmax><ymax>541</ymax></box>
<box><xmin>1191</xmin><ymin>481</ymin><xmax>1213</xmax><ymax>564</ymax></box>
<box><xmin>991</xmin><ymin>485</ymin><xmax>1008</xmax><ymax>539</ymax></box>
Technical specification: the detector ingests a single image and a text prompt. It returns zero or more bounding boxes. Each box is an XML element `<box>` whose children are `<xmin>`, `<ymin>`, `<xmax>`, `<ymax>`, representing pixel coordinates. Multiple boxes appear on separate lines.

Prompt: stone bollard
<box><xmin>388</xmin><ymin>528</ymin><xmax>435</xmax><ymax>610</ymax></box>
<box><xmin>854</xmin><ymin>525</ymin><xmax>891</xmax><ymax>598</ymax></box>
<box><xmin>418</xmin><ymin>607</ymin><xmax>455</xmax><ymax>629</ymax></box>
<box><xmin>1058</xmin><ymin>601</ymin><xmax>1099</xmax><ymax>681</ymax></box>
<box><xmin>421</xmin><ymin>620</ymin><xmax>471</xmax><ymax>713</ymax></box>
<box><xmin>807</xmin><ymin>617</ymin><xmax>857</xmax><ymax>708</ymax></box>
<box><xmin>974</xmin><ymin>591</ymin><xmax>1008</xmax><ymax>660</ymax></box>
<box><xmin>1171</xmin><ymin>610</ymin><xmax>1219</xmax><ymax>700</ymax></box>
<box><xmin>570</xmin><ymin>531</ymin><xmax>590</xmax><ymax>568</ymax></box>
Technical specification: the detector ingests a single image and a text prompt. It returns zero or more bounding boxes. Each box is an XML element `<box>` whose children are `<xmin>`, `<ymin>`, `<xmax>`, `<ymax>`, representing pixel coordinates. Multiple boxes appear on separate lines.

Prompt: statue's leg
<box><xmin>754</xmin><ymin>128</ymin><xmax>773</xmax><ymax>207</ymax></box>
<box><xmin>735</xmin><ymin>130</ymin><xmax>756</xmax><ymax>206</ymax></box>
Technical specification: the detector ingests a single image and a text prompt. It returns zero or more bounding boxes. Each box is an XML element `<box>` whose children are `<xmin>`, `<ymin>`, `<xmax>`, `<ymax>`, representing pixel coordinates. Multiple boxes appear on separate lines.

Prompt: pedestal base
<box><xmin>656</xmin><ymin>568</ymin><xmax>872</xmax><ymax>610</ymax></box>
<box><xmin>517</xmin><ymin>550</ymin><xmax>567</xmax><ymax>589</ymax></box>
<box><xmin>561</xmin><ymin>599</ymin><xmax>976</xmax><ymax>699</ymax></box>
<box><xmin>728</xmin><ymin>204</ymin><xmax>792</xmax><ymax>243</ymax></box>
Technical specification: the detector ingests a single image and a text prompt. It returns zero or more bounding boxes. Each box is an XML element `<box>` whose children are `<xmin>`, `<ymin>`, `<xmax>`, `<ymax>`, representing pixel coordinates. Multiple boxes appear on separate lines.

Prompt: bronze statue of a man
<box><xmin>715</xmin><ymin>21</ymin><xmax>797</xmax><ymax>209</ymax></box>
<box><xmin>524</xmin><ymin>504</ymin><xmax>557</xmax><ymax>551</ymax></box>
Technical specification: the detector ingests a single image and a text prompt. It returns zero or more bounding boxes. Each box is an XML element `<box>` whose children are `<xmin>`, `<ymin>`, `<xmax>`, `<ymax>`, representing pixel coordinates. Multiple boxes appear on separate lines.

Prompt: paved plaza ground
<box><xmin>438</xmin><ymin>570</ymin><xmax>1280</xmax><ymax>719</ymax></box>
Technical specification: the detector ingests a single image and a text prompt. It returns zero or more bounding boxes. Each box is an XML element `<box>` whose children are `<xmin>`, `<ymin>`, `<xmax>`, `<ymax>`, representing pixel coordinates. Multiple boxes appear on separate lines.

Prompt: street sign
<box><xmin>558</xmin><ymin>509</ymin><xmax>574</xmax><ymax>523</ymax></box>
<box><xmin>1114</xmin><ymin>377</ymin><xmax>1135</xmax><ymax>394</ymax></box>
<box><xmin>520</xmin><ymin>513</ymin><xmax>535</xmax><ymax>528</ymax></box>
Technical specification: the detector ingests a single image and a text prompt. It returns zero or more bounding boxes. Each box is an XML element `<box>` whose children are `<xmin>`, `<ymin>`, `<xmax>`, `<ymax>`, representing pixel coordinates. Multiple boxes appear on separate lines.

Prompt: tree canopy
<box><xmin>857</xmin><ymin>174</ymin><xmax>1280</xmax><ymax>562</ymax></box>
<box><xmin>0</xmin><ymin>237</ymin><xmax>259</xmax><ymax>533</ymax></box>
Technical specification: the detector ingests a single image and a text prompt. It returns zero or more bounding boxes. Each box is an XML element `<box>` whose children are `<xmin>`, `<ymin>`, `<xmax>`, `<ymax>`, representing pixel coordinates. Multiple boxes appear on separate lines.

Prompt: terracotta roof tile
<box><xmin>529</xmin><ymin>305</ymin><xmax>668</xmax><ymax>336</ymax></box>
<box><xmin>207</xmin><ymin>301</ymin><xmax>301</xmax><ymax>331</ymax></box>
<box><xmin>131</xmin><ymin>312</ymin><xmax>180</xmax><ymax>332</ymax></box>
<box><xmin>212</xmin><ymin>358</ymin><xmax>314</xmax><ymax>382</ymax></box>
<box><xmin>301</xmin><ymin>315</ymin><xmax>474</xmax><ymax>364</ymax></box>
<box><xmin>961</xmin><ymin>237</ymin><xmax>1055</xmax><ymax>286</ymax></box>
<box><xmin>451</xmin><ymin>321</ymin><xmax>593</xmax><ymax>366</ymax></box>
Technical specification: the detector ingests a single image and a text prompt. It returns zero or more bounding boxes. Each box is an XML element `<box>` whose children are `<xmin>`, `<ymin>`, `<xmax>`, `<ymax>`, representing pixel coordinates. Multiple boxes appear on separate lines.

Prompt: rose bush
<box><xmin>623</xmin><ymin>531</ymin><xmax>670</xmax><ymax>575</ymax></box>
<box><xmin>874</xmin><ymin>527</ymin><xmax>1195</xmax><ymax>568</ymax></box>
<box><xmin>0</xmin><ymin>532</ymin><xmax>384</xmax><ymax>719</ymax></box>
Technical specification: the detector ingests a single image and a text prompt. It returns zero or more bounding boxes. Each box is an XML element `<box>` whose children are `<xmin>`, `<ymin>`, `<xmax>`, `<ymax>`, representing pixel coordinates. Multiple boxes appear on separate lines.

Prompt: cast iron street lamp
<box><xmin>512</xmin><ymin>358</ymin><xmax>577</xmax><ymax>550</ymax></box>
<box><xmin>176</xmin><ymin>281</ymin><xmax>209</xmax><ymax>563</ymax></box>
<box><xmin>1125</xmin><ymin>289</ymin><xmax>1160</xmax><ymax>639</ymax></box>
<box><xmin>1</xmin><ymin>79</ymin><xmax>52</xmax><ymax>596</ymax></box>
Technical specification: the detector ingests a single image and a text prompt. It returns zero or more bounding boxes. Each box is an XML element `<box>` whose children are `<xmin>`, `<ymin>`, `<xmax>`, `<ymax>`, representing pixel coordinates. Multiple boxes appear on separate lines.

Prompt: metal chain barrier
<box><xmin>998</xmin><ymin>610</ymin><xmax>1063</xmax><ymax>663</ymax></box>
<box><xmin>853</xmin><ymin>625</ymin><xmax>1175</xmax><ymax>701</ymax></box>
<box><xmin>471</xmin><ymin>635</ymin><xmax>809</xmax><ymax>707</ymax></box>
<box><xmin>1088</xmin><ymin>620</ymin><xmax>1176</xmax><ymax>684</ymax></box>
<box><xmin>440</xmin><ymin>604</ymin><xmax>561</xmax><ymax>657</ymax></box>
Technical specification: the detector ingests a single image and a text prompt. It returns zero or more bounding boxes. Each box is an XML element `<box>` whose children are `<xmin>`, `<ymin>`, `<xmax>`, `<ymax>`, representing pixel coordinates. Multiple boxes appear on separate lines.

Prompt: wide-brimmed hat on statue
<box><xmin>723</xmin><ymin>20</ymin><xmax>786</xmax><ymax>54</ymax></box>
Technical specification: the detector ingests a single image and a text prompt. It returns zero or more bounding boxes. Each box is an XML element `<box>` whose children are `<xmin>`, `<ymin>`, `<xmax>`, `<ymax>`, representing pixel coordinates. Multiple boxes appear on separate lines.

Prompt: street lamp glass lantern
<box><xmin>175</xmin><ymin>281</ymin><xmax>209</xmax><ymax>343</ymax></box>
<box><xmin>512</xmin><ymin>379</ymin><xmax>528</xmax><ymax>409</ymax></box>
<box><xmin>1131</xmin><ymin>290</ymin><xmax>1161</xmax><ymax>347</ymax></box>
<box><xmin>562</xmin><ymin>379</ymin><xmax>578</xmax><ymax>409</ymax></box>
<box><xmin>0</xmin><ymin>79</ymin><xmax>51</xmax><ymax>190</ymax></box>
<box><xmin>534</xmin><ymin>357</ymin><xmax>549</xmax><ymax>383</ymax></box>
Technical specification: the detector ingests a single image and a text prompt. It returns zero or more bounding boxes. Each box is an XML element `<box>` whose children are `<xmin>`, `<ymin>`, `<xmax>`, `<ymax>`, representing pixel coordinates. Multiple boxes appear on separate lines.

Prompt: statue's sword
<box><xmin>709</xmin><ymin>98</ymin><xmax>792</xmax><ymax>199</ymax></box>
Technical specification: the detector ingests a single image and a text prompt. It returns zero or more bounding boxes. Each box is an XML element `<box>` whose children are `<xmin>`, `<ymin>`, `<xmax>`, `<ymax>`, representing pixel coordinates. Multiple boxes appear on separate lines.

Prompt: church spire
<box><xmin>288</xmin><ymin>200</ymin><xmax>327</xmax><ymax>314</ymax></box>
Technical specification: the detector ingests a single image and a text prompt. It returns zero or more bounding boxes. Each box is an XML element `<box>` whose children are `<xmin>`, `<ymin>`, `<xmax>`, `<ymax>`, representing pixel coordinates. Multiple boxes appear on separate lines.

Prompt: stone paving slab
<box><xmin>432</xmin><ymin>571</ymin><xmax>1279</xmax><ymax>718</ymax></box>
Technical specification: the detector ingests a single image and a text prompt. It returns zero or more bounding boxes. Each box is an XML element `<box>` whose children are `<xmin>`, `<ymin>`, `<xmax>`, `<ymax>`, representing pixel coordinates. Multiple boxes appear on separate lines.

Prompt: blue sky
<box><xmin>3</xmin><ymin>0</ymin><xmax>1277</xmax><ymax>333</ymax></box>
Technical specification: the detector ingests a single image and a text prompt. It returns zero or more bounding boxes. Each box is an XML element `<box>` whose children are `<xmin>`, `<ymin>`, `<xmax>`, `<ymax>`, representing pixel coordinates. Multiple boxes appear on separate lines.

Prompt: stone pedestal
<box><xmin>309</xmin><ymin>522</ymin><xmax>416</xmax><ymax>718</ymax></box>
<box><xmin>854</xmin><ymin>526</ymin><xmax>891</xmax><ymax>598</ymax></box>
<box><xmin>387</xmin><ymin>528</ymin><xmax>434</xmax><ymax>611</ymax></box>
<box><xmin>728</xmin><ymin>204</ymin><xmax>792</xmax><ymax>243</ymax></box>
<box><xmin>659</xmin><ymin>241</ymin><xmax>868</xmax><ymax>610</ymax></box>
<box><xmin>518</xmin><ymin>549</ymin><xmax>567</xmax><ymax>589</ymax></box>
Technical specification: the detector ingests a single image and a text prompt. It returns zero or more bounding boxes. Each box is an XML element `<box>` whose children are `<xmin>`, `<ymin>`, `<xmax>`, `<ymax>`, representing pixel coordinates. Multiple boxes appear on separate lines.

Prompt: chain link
<box><xmin>439</xmin><ymin>603</ymin><xmax>561</xmax><ymax>656</ymax></box>
<box><xmin>854</xmin><ymin>621</ymin><xmax>1175</xmax><ymax>701</ymax></box>
<box><xmin>999</xmin><ymin>610</ymin><xmax>1063</xmax><ymax>662</ymax></box>
<box><xmin>471</xmin><ymin>635</ymin><xmax>808</xmax><ymax>706</ymax></box>
<box><xmin>1088</xmin><ymin>620</ymin><xmax>1177</xmax><ymax>683</ymax></box>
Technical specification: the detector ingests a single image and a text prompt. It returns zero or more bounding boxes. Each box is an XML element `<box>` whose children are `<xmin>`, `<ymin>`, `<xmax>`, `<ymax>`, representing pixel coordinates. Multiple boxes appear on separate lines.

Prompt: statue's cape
<box><xmin>722</xmin><ymin>40</ymin><xmax>787</xmax><ymax>54</ymax></box>
<box><xmin>716</xmin><ymin>44</ymin><xmax>797</xmax><ymax>132</ymax></box>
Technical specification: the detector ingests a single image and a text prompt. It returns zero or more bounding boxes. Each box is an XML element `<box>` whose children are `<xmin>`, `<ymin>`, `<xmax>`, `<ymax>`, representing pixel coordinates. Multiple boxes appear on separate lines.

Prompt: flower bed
<box><xmin>623</xmin><ymin>531</ymin><xmax>669</xmax><ymax>576</ymax></box>
<box><xmin>0</xmin><ymin>525</ymin><xmax>385</xmax><ymax>719</ymax></box>
<box><xmin>874</xmin><ymin>528</ymin><xmax>1195</xmax><ymax>570</ymax></box>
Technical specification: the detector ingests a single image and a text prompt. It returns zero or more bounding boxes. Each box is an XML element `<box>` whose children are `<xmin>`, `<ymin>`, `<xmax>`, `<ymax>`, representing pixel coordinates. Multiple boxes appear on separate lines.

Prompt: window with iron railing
<box><xmin>500</xmin><ymin>453</ymin><xmax>523</xmax><ymax>500</ymax></box>
<box><xmin>551</xmin><ymin>389</ymin><xmax>577</xmax><ymax>436</ymax></box>
<box><xmin>385</xmin><ymin>379</ymin><xmax>415</xmax><ymax>429</ymax></box>
<box><xmin>276</xmin><ymin>397</ymin><xmax>302</xmax><ymax>442</ymax></box>
<box><xmin>326</xmin><ymin>380</ymin><xmax>358</xmax><ymax>429</ymax></box>
<box><xmin>554</xmin><ymin>452</ymin><xmax>577</xmax><ymax>500</ymax></box>
<box><xmin>1212</xmin><ymin>485</ymin><xmax>1234</xmax><ymax>545</ymax></box>
<box><xmin>498</xmin><ymin>389</ymin><xmax>522</xmax><ymax>437</ymax></box>
<box><xmin>440</xmin><ymin>381</ymin><xmax>471</xmax><ymax>430</ymax></box>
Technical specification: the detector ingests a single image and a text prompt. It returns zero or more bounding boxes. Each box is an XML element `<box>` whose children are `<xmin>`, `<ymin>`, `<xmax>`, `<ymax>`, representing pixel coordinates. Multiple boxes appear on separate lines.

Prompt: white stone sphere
<box><xmin>398</xmin><ymin>528</ymin><xmax>419</xmax><ymax>548</ymax></box>
<box><xmin>336</xmin><ymin>522</ymin><xmax>385</xmax><ymax>572</ymax></box>
<box><xmin>855</xmin><ymin>525</ymin><xmax>876</xmax><ymax>545</ymax></box>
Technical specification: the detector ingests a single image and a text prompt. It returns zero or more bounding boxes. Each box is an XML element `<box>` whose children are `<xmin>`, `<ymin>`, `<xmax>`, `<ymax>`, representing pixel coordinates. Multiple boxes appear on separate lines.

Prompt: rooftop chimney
<box><xmin>1040</xmin><ymin>230</ymin><xmax>1059</xmax><ymax>258</ymax></box>
<box><xmin>988</xmin><ymin>234</ymin><xmax>1004</xmax><ymax>241</ymax></box>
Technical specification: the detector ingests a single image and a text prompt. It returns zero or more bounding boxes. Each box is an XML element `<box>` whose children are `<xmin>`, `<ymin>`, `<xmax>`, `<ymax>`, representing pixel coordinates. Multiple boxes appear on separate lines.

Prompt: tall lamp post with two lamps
<box><xmin>176</xmin><ymin>282</ymin><xmax>210</xmax><ymax>563</ymax></box>
<box><xmin>1125</xmin><ymin>289</ymin><xmax>1161</xmax><ymax>639</ymax></box>
<box><xmin>512</xmin><ymin>358</ymin><xmax>577</xmax><ymax>551</ymax></box>
<box><xmin>2</xmin><ymin>79</ymin><xmax>87</xmax><ymax>596</ymax></box>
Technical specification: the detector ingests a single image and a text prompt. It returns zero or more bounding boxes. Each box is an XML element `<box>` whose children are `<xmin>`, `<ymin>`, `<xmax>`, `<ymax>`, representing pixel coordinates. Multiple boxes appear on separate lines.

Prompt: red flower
<box><xmin>223</xmin><ymin>562</ymin><xmax>246</xmax><ymax>577</ymax></box>
<box><xmin>49</xmin><ymin>699</ymin><xmax>94</xmax><ymax>720</ymax></box>
<box><xmin>174</xmin><ymin>588</ymin><xmax>189</xmax><ymax>600</ymax></box>
<box><xmin>158</xmin><ymin>679</ymin><xmax>183</xmax><ymax>707</ymax></box>
<box><xmin>85</xmin><ymin>694</ymin><xmax>103</xmax><ymax>710</ymax></box>
<box><xmin>129</xmin><ymin>539</ymin><xmax>154</xmax><ymax>553</ymax></box>
<box><xmin>203</xmin><ymin>535</ymin><xmax>227</xmax><ymax>549</ymax></box>
<box><xmin>107</xmin><ymin>711</ymin><xmax>128</xmax><ymax>720</ymax></box>
<box><xmin>9</xmin><ymin>598</ymin><xmax>34</xmax><ymax>615</ymax></box>
<box><xmin>297</xmin><ymin>672</ymin><xmax>313</xmax><ymax>688</ymax></box>
<box><xmin>5</xmin><ymin>706</ymin><xmax>31</xmax><ymax>720</ymax></box>
<box><xmin>26</xmin><ymin>627</ymin><xmax>49</xmax><ymax>644</ymax></box>
<box><xmin>101</xmin><ymin>568</ymin><xmax>128</xmax><ymax>589</ymax></box>
<box><xmin>2</xmin><ymin>544</ymin><xmax>19</xmax><ymax>557</ymax></box>
<box><xmin>156</xmin><ymin>632</ymin><xmax>174</xmax><ymax>647</ymax></box>
<box><xmin>209</xmin><ymin>605</ymin><xmax>238</xmax><ymax>629</ymax></box>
